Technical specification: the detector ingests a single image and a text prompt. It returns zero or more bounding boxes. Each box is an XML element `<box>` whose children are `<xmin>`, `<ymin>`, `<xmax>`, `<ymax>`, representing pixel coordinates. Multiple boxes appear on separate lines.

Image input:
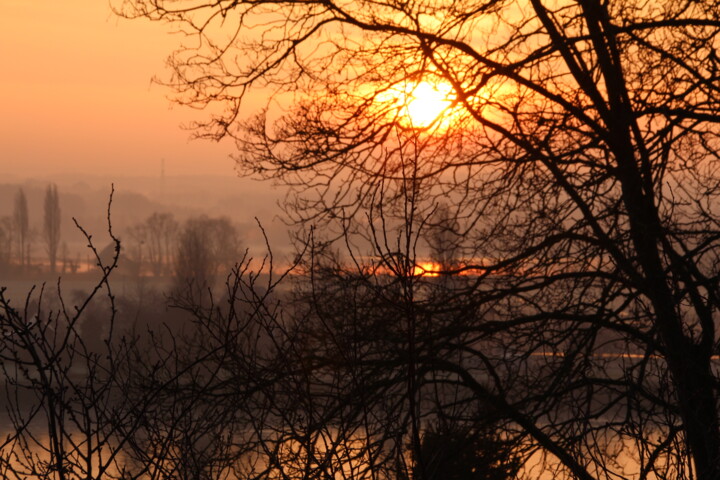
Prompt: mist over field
<box><xmin>0</xmin><ymin>175</ymin><xmax>288</xmax><ymax>263</ymax></box>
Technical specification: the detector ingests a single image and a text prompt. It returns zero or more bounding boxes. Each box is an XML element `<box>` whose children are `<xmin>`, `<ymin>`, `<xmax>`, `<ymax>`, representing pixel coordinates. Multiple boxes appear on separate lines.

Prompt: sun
<box><xmin>404</xmin><ymin>81</ymin><xmax>454</xmax><ymax>128</ymax></box>
<box><xmin>376</xmin><ymin>80</ymin><xmax>456</xmax><ymax>129</ymax></box>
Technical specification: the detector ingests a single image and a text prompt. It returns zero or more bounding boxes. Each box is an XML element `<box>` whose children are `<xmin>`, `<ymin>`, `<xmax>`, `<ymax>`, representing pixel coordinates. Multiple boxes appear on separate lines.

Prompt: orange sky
<box><xmin>0</xmin><ymin>0</ymin><xmax>240</xmax><ymax>179</ymax></box>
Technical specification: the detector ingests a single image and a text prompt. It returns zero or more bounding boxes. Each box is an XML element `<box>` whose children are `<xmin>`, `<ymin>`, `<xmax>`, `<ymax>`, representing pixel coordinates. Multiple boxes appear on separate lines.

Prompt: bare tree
<box><xmin>117</xmin><ymin>0</ymin><xmax>720</xmax><ymax>479</ymax></box>
<box><xmin>13</xmin><ymin>188</ymin><xmax>29</xmax><ymax>269</ymax></box>
<box><xmin>126</xmin><ymin>221</ymin><xmax>149</xmax><ymax>276</ymax></box>
<box><xmin>0</xmin><ymin>191</ymin><xmax>175</xmax><ymax>480</ymax></box>
<box><xmin>145</xmin><ymin>212</ymin><xmax>178</xmax><ymax>276</ymax></box>
<box><xmin>126</xmin><ymin>213</ymin><xmax>180</xmax><ymax>277</ymax></box>
<box><xmin>43</xmin><ymin>183</ymin><xmax>61</xmax><ymax>274</ymax></box>
<box><xmin>172</xmin><ymin>215</ymin><xmax>240</xmax><ymax>304</ymax></box>
<box><xmin>0</xmin><ymin>216</ymin><xmax>12</xmax><ymax>271</ymax></box>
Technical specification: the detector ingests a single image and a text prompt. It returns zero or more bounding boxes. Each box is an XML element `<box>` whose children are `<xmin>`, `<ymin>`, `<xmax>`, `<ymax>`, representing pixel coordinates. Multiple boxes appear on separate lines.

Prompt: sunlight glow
<box><xmin>404</xmin><ymin>81</ymin><xmax>454</xmax><ymax>128</ymax></box>
<box><xmin>413</xmin><ymin>262</ymin><xmax>441</xmax><ymax>277</ymax></box>
<box><xmin>376</xmin><ymin>80</ymin><xmax>456</xmax><ymax>129</ymax></box>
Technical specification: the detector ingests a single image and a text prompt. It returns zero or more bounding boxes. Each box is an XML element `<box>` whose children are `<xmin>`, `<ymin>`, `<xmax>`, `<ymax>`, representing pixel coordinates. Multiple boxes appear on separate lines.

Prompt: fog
<box><xmin>0</xmin><ymin>174</ymin><xmax>290</xmax><ymax>281</ymax></box>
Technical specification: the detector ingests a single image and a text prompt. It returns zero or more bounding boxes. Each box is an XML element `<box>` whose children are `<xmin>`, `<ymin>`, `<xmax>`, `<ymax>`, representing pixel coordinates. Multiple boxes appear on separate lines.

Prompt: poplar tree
<box><xmin>43</xmin><ymin>183</ymin><xmax>61</xmax><ymax>274</ymax></box>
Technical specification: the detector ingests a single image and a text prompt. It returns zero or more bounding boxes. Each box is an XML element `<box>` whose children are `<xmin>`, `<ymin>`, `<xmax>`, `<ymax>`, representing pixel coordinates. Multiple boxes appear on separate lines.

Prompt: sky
<box><xmin>0</xmin><ymin>0</ymin><xmax>241</xmax><ymax>179</ymax></box>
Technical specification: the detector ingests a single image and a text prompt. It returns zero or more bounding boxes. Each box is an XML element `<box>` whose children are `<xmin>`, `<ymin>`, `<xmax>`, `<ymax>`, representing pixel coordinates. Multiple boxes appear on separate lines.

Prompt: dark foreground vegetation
<box><xmin>0</xmin><ymin>197</ymin><xmax>524</xmax><ymax>480</ymax></box>
<box><xmin>0</xmin><ymin>178</ymin><xmax>711</xmax><ymax>480</ymax></box>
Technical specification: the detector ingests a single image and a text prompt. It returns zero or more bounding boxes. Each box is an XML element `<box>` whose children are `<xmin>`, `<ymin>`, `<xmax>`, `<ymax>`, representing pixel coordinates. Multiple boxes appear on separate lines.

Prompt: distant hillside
<box><xmin>0</xmin><ymin>174</ymin><xmax>292</xmax><ymax>262</ymax></box>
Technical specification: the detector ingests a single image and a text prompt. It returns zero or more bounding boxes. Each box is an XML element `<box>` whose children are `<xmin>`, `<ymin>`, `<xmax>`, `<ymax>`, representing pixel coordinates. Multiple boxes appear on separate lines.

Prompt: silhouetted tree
<box><xmin>126</xmin><ymin>221</ymin><xmax>149</xmax><ymax>276</ymax></box>
<box><xmin>126</xmin><ymin>212</ymin><xmax>178</xmax><ymax>277</ymax></box>
<box><xmin>172</xmin><ymin>215</ymin><xmax>240</xmax><ymax>304</ymax></box>
<box><xmin>146</xmin><ymin>211</ymin><xmax>178</xmax><ymax>275</ymax></box>
<box><xmin>13</xmin><ymin>188</ymin><xmax>29</xmax><ymax>269</ymax></box>
<box><xmin>43</xmin><ymin>183</ymin><xmax>61</xmax><ymax>274</ymax></box>
<box><xmin>0</xmin><ymin>216</ymin><xmax>12</xmax><ymax>270</ymax></box>
<box><xmin>118</xmin><ymin>0</ymin><xmax>720</xmax><ymax>478</ymax></box>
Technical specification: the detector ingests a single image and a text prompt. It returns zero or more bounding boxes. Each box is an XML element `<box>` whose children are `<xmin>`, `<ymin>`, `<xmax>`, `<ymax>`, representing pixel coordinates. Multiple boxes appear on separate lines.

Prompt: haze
<box><xmin>1</xmin><ymin>0</ymin><xmax>241</xmax><ymax>179</ymax></box>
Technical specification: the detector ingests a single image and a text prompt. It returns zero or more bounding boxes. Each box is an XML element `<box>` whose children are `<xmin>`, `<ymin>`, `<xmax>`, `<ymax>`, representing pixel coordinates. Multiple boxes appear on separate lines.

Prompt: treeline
<box><xmin>122</xmin><ymin>212</ymin><xmax>241</xmax><ymax>301</ymax></box>
<box><xmin>0</xmin><ymin>185</ymin><xmax>69</xmax><ymax>274</ymax></box>
<box><xmin>0</xmin><ymin>185</ymin><xmax>242</xmax><ymax>294</ymax></box>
